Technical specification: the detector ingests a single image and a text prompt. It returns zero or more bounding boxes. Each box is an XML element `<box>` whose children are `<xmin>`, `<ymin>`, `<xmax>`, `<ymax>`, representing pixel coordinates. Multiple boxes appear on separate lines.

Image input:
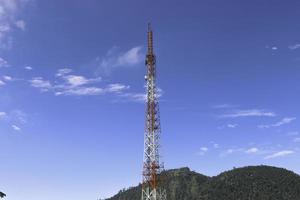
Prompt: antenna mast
<box><xmin>142</xmin><ymin>23</ymin><xmax>167</xmax><ymax>200</ymax></box>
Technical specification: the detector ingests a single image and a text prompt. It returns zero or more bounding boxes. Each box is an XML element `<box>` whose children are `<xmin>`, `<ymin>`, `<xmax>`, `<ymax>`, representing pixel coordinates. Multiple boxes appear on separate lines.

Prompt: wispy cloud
<box><xmin>289</xmin><ymin>44</ymin><xmax>300</xmax><ymax>50</ymax></box>
<box><xmin>264</xmin><ymin>150</ymin><xmax>294</xmax><ymax>159</ymax></box>
<box><xmin>55</xmin><ymin>68</ymin><xmax>72</xmax><ymax>77</ymax></box>
<box><xmin>15</xmin><ymin>19</ymin><xmax>25</xmax><ymax>31</ymax></box>
<box><xmin>9</xmin><ymin>110</ymin><xmax>27</xmax><ymax>124</ymax></box>
<box><xmin>0</xmin><ymin>75</ymin><xmax>13</xmax><ymax>86</ymax></box>
<box><xmin>0</xmin><ymin>111</ymin><xmax>7</xmax><ymax>119</ymax></box>
<box><xmin>0</xmin><ymin>0</ymin><xmax>30</xmax><ymax>48</ymax></box>
<box><xmin>29</xmin><ymin>77</ymin><xmax>52</xmax><ymax>92</ymax></box>
<box><xmin>118</xmin><ymin>92</ymin><xmax>147</xmax><ymax>103</ymax></box>
<box><xmin>258</xmin><ymin>117</ymin><xmax>296</xmax><ymax>129</ymax></box>
<box><xmin>116</xmin><ymin>46</ymin><xmax>143</xmax><ymax>66</ymax></box>
<box><xmin>212</xmin><ymin>104</ymin><xmax>239</xmax><ymax>109</ymax></box>
<box><xmin>3</xmin><ymin>75</ymin><xmax>12</xmax><ymax>81</ymax></box>
<box><xmin>0</xmin><ymin>110</ymin><xmax>27</xmax><ymax>128</ymax></box>
<box><xmin>12</xmin><ymin>124</ymin><xmax>21</xmax><ymax>131</ymax></box>
<box><xmin>220</xmin><ymin>148</ymin><xmax>245</xmax><ymax>157</ymax></box>
<box><xmin>227</xmin><ymin>124</ymin><xmax>238</xmax><ymax>128</ymax></box>
<box><xmin>211</xmin><ymin>142</ymin><xmax>219</xmax><ymax>149</ymax></box>
<box><xmin>56</xmin><ymin>87</ymin><xmax>104</xmax><ymax>96</ymax></box>
<box><xmin>24</xmin><ymin>66</ymin><xmax>33</xmax><ymax>70</ymax></box>
<box><xmin>0</xmin><ymin>57</ymin><xmax>9</xmax><ymax>67</ymax></box>
<box><xmin>62</xmin><ymin>75</ymin><xmax>101</xmax><ymax>87</ymax></box>
<box><xmin>95</xmin><ymin>46</ymin><xmax>143</xmax><ymax>74</ymax></box>
<box><xmin>220</xmin><ymin>109</ymin><xmax>276</xmax><ymax>118</ymax></box>
<box><xmin>245</xmin><ymin>147</ymin><xmax>259</xmax><ymax>154</ymax></box>
<box><xmin>30</xmin><ymin>69</ymin><xmax>133</xmax><ymax>97</ymax></box>
<box><xmin>0</xmin><ymin>79</ymin><xmax>5</xmax><ymax>86</ymax></box>
<box><xmin>56</xmin><ymin>68</ymin><xmax>101</xmax><ymax>87</ymax></box>
<box><xmin>115</xmin><ymin>86</ymin><xmax>163</xmax><ymax>103</ymax></box>
<box><xmin>106</xmin><ymin>83</ymin><xmax>130</xmax><ymax>93</ymax></box>
<box><xmin>197</xmin><ymin>147</ymin><xmax>208</xmax><ymax>156</ymax></box>
<box><xmin>266</xmin><ymin>45</ymin><xmax>278</xmax><ymax>51</ymax></box>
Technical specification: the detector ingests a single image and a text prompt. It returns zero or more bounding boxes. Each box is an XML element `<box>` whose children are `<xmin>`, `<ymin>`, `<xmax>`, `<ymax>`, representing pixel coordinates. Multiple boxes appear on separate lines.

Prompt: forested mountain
<box><xmin>199</xmin><ymin>166</ymin><xmax>300</xmax><ymax>200</ymax></box>
<box><xmin>105</xmin><ymin>166</ymin><xmax>300</xmax><ymax>200</ymax></box>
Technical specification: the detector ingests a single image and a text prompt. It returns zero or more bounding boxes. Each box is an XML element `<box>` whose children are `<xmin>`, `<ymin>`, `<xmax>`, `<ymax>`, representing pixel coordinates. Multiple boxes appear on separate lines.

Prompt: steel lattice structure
<box><xmin>142</xmin><ymin>24</ymin><xmax>167</xmax><ymax>200</ymax></box>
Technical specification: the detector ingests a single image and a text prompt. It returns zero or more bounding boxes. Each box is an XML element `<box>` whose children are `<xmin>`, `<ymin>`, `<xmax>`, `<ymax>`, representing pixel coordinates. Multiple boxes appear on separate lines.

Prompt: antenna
<box><xmin>141</xmin><ymin>23</ymin><xmax>167</xmax><ymax>200</ymax></box>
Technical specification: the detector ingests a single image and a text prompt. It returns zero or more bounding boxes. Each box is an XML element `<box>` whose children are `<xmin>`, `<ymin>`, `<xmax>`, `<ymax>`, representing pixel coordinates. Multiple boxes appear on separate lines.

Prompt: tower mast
<box><xmin>142</xmin><ymin>23</ymin><xmax>167</xmax><ymax>200</ymax></box>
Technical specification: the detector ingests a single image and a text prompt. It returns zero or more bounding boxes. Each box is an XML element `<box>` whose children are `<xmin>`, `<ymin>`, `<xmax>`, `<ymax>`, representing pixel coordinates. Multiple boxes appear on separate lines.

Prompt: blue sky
<box><xmin>0</xmin><ymin>0</ymin><xmax>300</xmax><ymax>199</ymax></box>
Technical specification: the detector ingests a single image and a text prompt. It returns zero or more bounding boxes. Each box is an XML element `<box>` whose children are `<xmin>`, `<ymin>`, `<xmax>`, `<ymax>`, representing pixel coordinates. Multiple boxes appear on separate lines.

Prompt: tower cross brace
<box><xmin>141</xmin><ymin>24</ymin><xmax>167</xmax><ymax>200</ymax></box>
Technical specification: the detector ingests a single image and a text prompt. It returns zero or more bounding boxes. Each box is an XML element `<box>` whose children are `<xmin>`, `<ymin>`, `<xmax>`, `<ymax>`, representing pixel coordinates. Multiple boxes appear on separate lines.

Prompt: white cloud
<box><xmin>15</xmin><ymin>19</ymin><xmax>25</xmax><ymax>30</ymax></box>
<box><xmin>0</xmin><ymin>57</ymin><xmax>9</xmax><ymax>67</ymax></box>
<box><xmin>116</xmin><ymin>46</ymin><xmax>143</xmax><ymax>66</ymax></box>
<box><xmin>62</xmin><ymin>75</ymin><xmax>101</xmax><ymax>87</ymax></box>
<box><xmin>57</xmin><ymin>87</ymin><xmax>104</xmax><ymax>96</ymax></box>
<box><xmin>56</xmin><ymin>68</ymin><xmax>72</xmax><ymax>77</ymax></box>
<box><xmin>3</xmin><ymin>75</ymin><xmax>12</xmax><ymax>81</ymax></box>
<box><xmin>213</xmin><ymin>104</ymin><xmax>239</xmax><ymax>109</ymax></box>
<box><xmin>30</xmin><ymin>69</ymin><xmax>135</xmax><ymax>97</ymax></box>
<box><xmin>289</xmin><ymin>44</ymin><xmax>300</xmax><ymax>50</ymax></box>
<box><xmin>227</xmin><ymin>124</ymin><xmax>238</xmax><ymax>128</ymax></box>
<box><xmin>106</xmin><ymin>83</ymin><xmax>130</xmax><ymax>93</ymax></box>
<box><xmin>258</xmin><ymin>117</ymin><xmax>296</xmax><ymax>129</ymax></box>
<box><xmin>0</xmin><ymin>110</ymin><xmax>27</xmax><ymax>125</ymax></box>
<box><xmin>54</xmin><ymin>69</ymin><xmax>103</xmax><ymax>96</ymax></box>
<box><xmin>118</xmin><ymin>92</ymin><xmax>147</xmax><ymax>103</ymax></box>
<box><xmin>29</xmin><ymin>77</ymin><xmax>52</xmax><ymax>92</ymax></box>
<box><xmin>55</xmin><ymin>68</ymin><xmax>101</xmax><ymax>88</ymax></box>
<box><xmin>220</xmin><ymin>109</ymin><xmax>276</xmax><ymax>118</ymax></box>
<box><xmin>245</xmin><ymin>147</ymin><xmax>259</xmax><ymax>154</ymax></box>
<box><xmin>97</xmin><ymin>46</ymin><xmax>143</xmax><ymax>74</ymax></box>
<box><xmin>0</xmin><ymin>75</ymin><xmax>13</xmax><ymax>86</ymax></box>
<box><xmin>64</xmin><ymin>75</ymin><xmax>90</xmax><ymax>86</ymax></box>
<box><xmin>0</xmin><ymin>0</ymin><xmax>30</xmax><ymax>48</ymax></box>
<box><xmin>9</xmin><ymin>110</ymin><xmax>27</xmax><ymax>124</ymax></box>
<box><xmin>219</xmin><ymin>148</ymin><xmax>245</xmax><ymax>157</ymax></box>
<box><xmin>0</xmin><ymin>110</ymin><xmax>27</xmax><ymax>133</ymax></box>
<box><xmin>200</xmin><ymin>147</ymin><xmax>208</xmax><ymax>151</ymax></box>
<box><xmin>0</xmin><ymin>111</ymin><xmax>7</xmax><ymax>119</ymax></box>
<box><xmin>116</xmin><ymin>86</ymin><xmax>163</xmax><ymax>103</ymax></box>
<box><xmin>29</xmin><ymin>75</ymin><xmax>104</xmax><ymax>96</ymax></box>
<box><xmin>30</xmin><ymin>68</ymin><xmax>152</xmax><ymax>101</ymax></box>
<box><xmin>272</xmin><ymin>46</ymin><xmax>278</xmax><ymax>50</ymax></box>
<box><xmin>275</xmin><ymin>117</ymin><xmax>296</xmax><ymax>126</ymax></box>
<box><xmin>264</xmin><ymin>150</ymin><xmax>294</xmax><ymax>159</ymax></box>
<box><xmin>24</xmin><ymin>66</ymin><xmax>33</xmax><ymax>70</ymax></box>
<box><xmin>12</xmin><ymin>124</ymin><xmax>21</xmax><ymax>131</ymax></box>
<box><xmin>197</xmin><ymin>147</ymin><xmax>208</xmax><ymax>156</ymax></box>
<box><xmin>226</xmin><ymin>149</ymin><xmax>234</xmax><ymax>154</ymax></box>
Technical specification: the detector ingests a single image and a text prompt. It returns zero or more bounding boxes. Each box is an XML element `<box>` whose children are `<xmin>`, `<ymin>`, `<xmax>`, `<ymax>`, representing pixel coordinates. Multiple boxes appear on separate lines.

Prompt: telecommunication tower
<box><xmin>141</xmin><ymin>24</ymin><xmax>167</xmax><ymax>200</ymax></box>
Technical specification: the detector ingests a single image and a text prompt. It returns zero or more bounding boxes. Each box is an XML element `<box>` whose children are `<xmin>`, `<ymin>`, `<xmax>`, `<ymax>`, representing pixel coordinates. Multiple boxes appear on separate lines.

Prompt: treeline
<box><xmin>105</xmin><ymin>165</ymin><xmax>300</xmax><ymax>200</ymax></box>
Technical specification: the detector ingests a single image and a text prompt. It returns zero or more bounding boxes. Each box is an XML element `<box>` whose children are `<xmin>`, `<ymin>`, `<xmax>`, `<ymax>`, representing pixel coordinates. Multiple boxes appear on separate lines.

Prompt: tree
<box><xmin>0</xmin><ymin>192</ymin><xmax>6</xmax><ymax>198</ymax></box>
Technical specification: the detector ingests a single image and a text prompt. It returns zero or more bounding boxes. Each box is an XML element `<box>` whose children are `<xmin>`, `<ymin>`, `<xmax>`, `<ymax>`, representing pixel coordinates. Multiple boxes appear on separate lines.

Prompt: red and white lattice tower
<box><xmin>141</xmin><ymin>23</ymin><xmax>167</xmax><ymax>200</ymax></box>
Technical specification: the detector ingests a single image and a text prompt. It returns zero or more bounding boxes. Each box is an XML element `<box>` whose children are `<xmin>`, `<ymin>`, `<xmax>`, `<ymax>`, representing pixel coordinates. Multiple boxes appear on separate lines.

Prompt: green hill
<box><xmin>105</xmin><ymin>166</ymin><xmax>300</xmax><ymax>200</ymax></box>
<box><xmin>105</xmin><ymin>167</ymin><xmax>209</xmax><ymax>200</ymax></box>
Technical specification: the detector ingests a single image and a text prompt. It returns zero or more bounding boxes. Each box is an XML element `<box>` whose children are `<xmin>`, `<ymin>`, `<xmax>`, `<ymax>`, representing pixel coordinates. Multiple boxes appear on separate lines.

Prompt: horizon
<box><xmin>0</xmin><ymin>0</ymin><xmax>300</xmax><ymax>200</ymax></box>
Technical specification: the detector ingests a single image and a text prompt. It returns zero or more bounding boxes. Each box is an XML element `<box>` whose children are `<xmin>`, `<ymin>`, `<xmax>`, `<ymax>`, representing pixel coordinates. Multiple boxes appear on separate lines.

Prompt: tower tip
<box><xmin>148</xmin><ymin>22</ymin><xmax>152</xmax><ymax>32</ymax></box>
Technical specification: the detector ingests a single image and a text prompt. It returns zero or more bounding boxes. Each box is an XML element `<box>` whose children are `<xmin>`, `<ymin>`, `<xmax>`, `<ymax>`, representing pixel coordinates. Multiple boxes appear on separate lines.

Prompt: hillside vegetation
<box><xmin>105</xmin><ymin>165</ymin><xmax>300</xmax><ymax>200</ymax></box>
